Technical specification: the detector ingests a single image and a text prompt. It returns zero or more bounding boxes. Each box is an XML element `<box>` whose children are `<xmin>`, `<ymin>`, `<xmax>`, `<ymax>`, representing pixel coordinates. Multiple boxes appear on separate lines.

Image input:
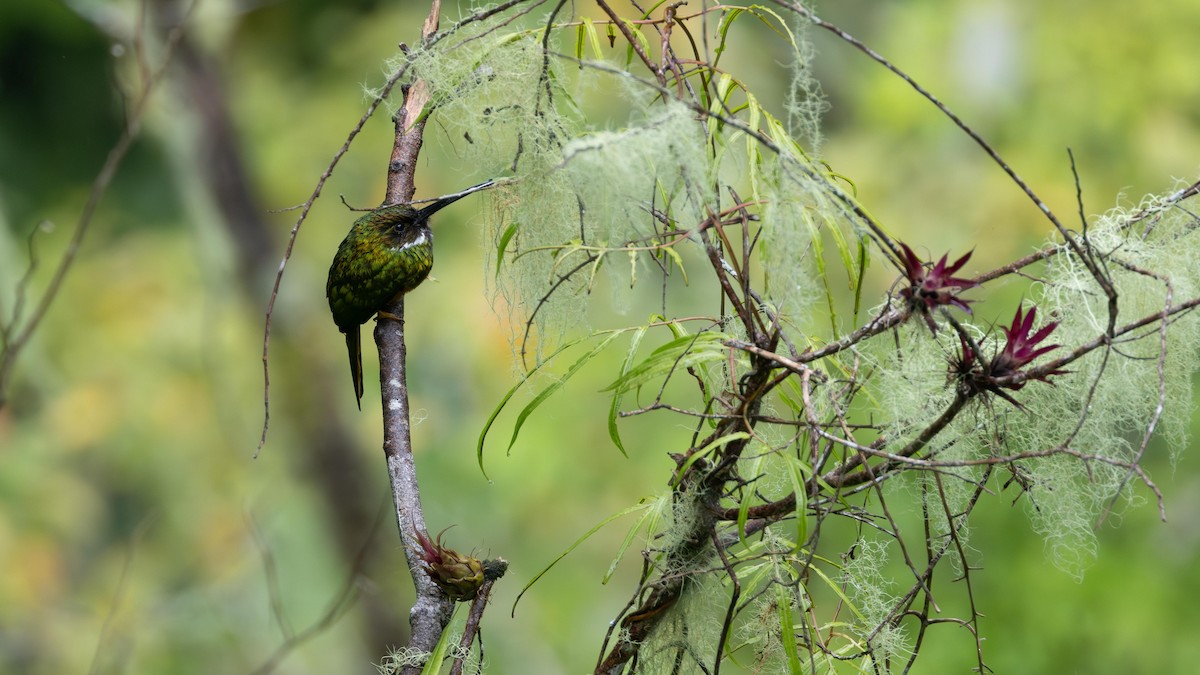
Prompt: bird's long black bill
<box><xmin>416</xmin><ymin>179</ymin><xmax>496</xmax><ymax>219</ymax></box>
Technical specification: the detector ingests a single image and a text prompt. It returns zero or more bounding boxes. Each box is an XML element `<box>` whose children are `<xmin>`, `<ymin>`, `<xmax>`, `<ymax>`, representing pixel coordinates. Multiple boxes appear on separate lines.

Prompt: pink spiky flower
<box><xmin>898</xmin><ymin>242</ymin><xmax>977</xmax><ymax>333</ymax></box>
<box><xmin>992</xmin><ymin>305</ymin><xmax>1064</xmax><ymax>382</ymax></box>
<box><xmin>950</xmin><ymin>305</ymin><xmax>1068</xmax><ymax>407</ymax></box>
<box><xmin>415</xmin><ymin>528</ymin><xmax>485</xmax><ymax>602</ymax></box>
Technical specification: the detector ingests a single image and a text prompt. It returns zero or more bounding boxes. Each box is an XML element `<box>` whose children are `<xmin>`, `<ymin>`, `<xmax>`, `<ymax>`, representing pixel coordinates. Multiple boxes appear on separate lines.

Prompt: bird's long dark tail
<box><xmin>345</xmin><ymin>325</ymin><xmax>363</xmax><ymax>410</ymax></box>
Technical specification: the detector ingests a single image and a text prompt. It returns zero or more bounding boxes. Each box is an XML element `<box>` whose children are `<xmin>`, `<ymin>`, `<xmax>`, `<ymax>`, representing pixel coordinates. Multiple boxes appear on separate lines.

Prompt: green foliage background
<box><xmin>1</xmin><ymin>1</ymin><xmax>1199</xmax><ymax>673</ymax></box>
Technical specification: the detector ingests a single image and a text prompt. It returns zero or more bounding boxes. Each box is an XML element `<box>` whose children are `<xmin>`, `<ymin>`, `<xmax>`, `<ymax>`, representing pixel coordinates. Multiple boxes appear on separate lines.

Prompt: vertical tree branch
<box><xmin>375</xmin><ymin>2</ymin><xmax>451</xmax><ymax>669</ymax></box>
<box><xmin>376</xmin><ymin>303</ymin><xmax>451</xmax><ymax>663</ymax></box>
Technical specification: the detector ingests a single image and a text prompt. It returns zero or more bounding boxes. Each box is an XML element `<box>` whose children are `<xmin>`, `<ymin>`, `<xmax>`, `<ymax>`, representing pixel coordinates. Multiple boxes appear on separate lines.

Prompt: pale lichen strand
<box><xmin>842</xmin><ymin>538</ymin><xmax>912</xmax><ymax>667</ymax></box>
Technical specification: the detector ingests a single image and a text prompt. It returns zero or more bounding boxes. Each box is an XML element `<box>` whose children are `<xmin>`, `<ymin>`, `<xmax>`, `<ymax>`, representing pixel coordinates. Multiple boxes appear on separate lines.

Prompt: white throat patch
<box><xmin>401</xmin><ymin>231</ymin><xmax>428</xmax><ymax>249</ymax></box>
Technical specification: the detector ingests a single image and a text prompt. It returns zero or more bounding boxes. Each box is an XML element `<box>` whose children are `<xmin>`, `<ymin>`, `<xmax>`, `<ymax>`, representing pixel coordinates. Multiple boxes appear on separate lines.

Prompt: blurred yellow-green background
<box><xmin>2</xmin><ymin>1</ymin><xmax>1199</xmax><ymax>673</ymax></box>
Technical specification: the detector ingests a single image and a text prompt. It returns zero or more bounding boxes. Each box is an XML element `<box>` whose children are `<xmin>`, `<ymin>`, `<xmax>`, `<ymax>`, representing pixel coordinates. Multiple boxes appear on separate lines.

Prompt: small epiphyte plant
<box><xmin>416</xmin><ymin>528</ymin><xmax>486</xmax><ymax>602</ymax></box>
<box><xmin>951</xmin><ymin>304</ymin><xmax>1068</xmax><ymax>406</ymax></box>
<box><xmin>898</xmin><ymin>242</ymin><xmax>977</xmax><ymax>333</ymax></box>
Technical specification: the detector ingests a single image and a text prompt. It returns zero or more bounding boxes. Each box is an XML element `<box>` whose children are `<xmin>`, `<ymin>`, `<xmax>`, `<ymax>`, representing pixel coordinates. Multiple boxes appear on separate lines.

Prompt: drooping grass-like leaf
<box><xmin>777</xmin><ymin>584</ymin><xmax>803</xmax><ymax>673</ymax></box>
<box><xmin>714</xmin><ymin>5</ymin><xmax>798</xmax><ymax>66</ymax></box>
<box><xmin>607</xmin><ymin>324</ymin><xmax>648</xmax><ymax>456</ymax></box>
<box><xmin>603</xmin><ymin>331</ymin><xmax>733</xmax><ymax>395</ymax></box>
<box><xmin>736</xmin><ymin>452</ymin><xmax>811</xmax><ymax>549</ymax></box>
<box><xmin>782</xmin><ymin>452</ymin><xmax>811</xmax><ymax>546</ymax></box>
<box><xmin>494</xmin><ymin>220</ymin><xmax>519</xmax><ymax>279</ymax></box>
<box><xmin>736</xmin><ymin>454</ymin><xmax>764</xmax><ymax>548</ymax></box>
<box><xmin>619</xmin><ymin>18</ymin><xmax>651</xmax><ymax>68</ymax></box>
<box><xmin>804</xmin><ymin>555</ymin><xmax>866</xmax><ymax>623</ymax></box>
<box><xmin>801</xmin><ymin>205</ymin><xmax>839</xmax><ymax>337</ymax></box>
<box><xmin>852</xmin><ymin>236</ymin><xmax>870</xmax><ymax>324</ymax></box>
<box><xmin>477</xmin><ymin>330</ymin><xmax>627</xmax><ymax>477</ymax></box>
<box><xmin>512</xmin><ymin>499</ymin><xmax>654</xmax><ymax>615</ymax></box>
<box><xmin>744</xmin><ymin>90</ymin><xmax>764</xmax><ymax>199</ymax></box>
<box><xmin>604</xmin><ymin>492</ymin><xmax>669</xmax><ymax>583</ymax></box>
<box><xmin>575</xmin><ymin>18</ymin><xmax>608</xmax><ymax>61</ymax></box>
<box><xmin>504</xmin><ymin>331</ymin><xmax>622</xmax><ymax>454</ymax></box>
<box><xmin>660</xmin><ymin>246</ymin><xmax>689</xmax><ymax>285</ymax></box>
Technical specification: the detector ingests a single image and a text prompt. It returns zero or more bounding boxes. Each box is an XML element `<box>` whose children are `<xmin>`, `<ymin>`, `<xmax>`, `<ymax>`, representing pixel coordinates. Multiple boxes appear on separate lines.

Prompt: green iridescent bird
<box><xmin>326</xmin><ymin>180</ymin><xmax>493</xmax><ymax>408</ymax></box>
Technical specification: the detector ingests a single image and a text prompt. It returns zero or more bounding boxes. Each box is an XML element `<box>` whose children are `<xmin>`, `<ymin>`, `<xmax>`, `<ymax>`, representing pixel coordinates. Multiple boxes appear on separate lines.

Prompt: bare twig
<box><xmin>1095</xmin><ymin>259</ymin><xmax>1174</xmax><ymax>526</ymax></box>
<box><xmin>248</xmin><ymin>514</ymin><xmax>295</xmax><ymax>641</ymax></box>
<box><xmin>0</xmin><ymin>0</ymin><xmax>197</xmax><ymax>407</ymax></box>
<box><xmin>448</xmin><ymin>562</ymin><xmax>508</xmax><ymax>675</ymax></box>
<box><xmin>0</xmin><ymin>222</ymin><xmax>49</xmax><ymax>351</ymax></box>
<box><xmin>246</xmin><ymin>505</ymin><xmax>385</xmax><ymax>675</ymax></box>
<box><xmin>87</xmin><ymin>517</ymin><xmax>155</xmax><ymax>675</ymax></box>
<box><xmin>255</xmin><ymin>42</ymin><xmax>412</xmax><ymax>457</ymax></box>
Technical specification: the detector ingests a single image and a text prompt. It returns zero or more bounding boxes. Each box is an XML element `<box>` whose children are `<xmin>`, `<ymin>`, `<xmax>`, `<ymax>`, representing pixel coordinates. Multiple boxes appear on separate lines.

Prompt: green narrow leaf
<box><xmin>626</xmin><ymin>18</ymin><xmax>652</xmax><ymax>54</ymax></box>
<box><xmin>655</xmin><ymin>180</ymin><xmax>673</xmax><ymax>227</ymax></box>
<box><xmin>801</xmin><ymin>210</ymin><xmax>840</xmax><ymax>338</ymax></box>
<box><xmin>852</xmin><ymin>237</ymin><xmax>870</xmax><ymax>324</ymax></box>
<box><xmin>764</xmin><ymin>109</ymin><xmax>809</xmax><ymax>160</ymax></box>
<box><xmin>806</xmin><ymin>563</ymin><xmax>865</xmax><ymax>622</ymax></box>
<box><xmin>603</xmin><ymin>493</ymin><xmax>668</xmax><ymax>583</ymax></box>
<box><xmin>638</xmin><ymin>0</ymin><xmax>671</xmax><ymax>16</ymax></box>
<box><xmin>661</xmin><ymin>246</ymin><xmax>688</xmax><ymax>285</ymax></box>
<box><xmin>619</xmin><ymin>18</ymin><xmax>652</xmax><ymax>68</ymax></box>
<box><xmin>828</xmin><ymin>166</ymin><xmax>859</xmax><ymax>195</ymax></box>
<box><xmin>418</xmin><ymin>605</ymin><xmax>461</xmax><ymax>675</ymax></box>
<box><xmin>513</xmin><ymin>501</ymin><xmax>652</xmax><ymax>615</ymax></box>
<box><xmin>608</xmin><ymin>325</ymin><xmax>648</xmax><ymax>456</ymax></box>
<box><xmin>582</xmin><ymin>18</ymin><xmax>605</xmax><ymax>59</ymax></box>
<box><xmin>782</xmin><ymin>453</ymin><xmax>811</xmax><ymax>546</ymax></box>
<box><xmin>707</xmin><ymin>74</ymin><xmax>734</xmax><ymax>138</ymax></box>
<box><xmin>737</xmin><ymin>454</ymin><xmax>764</xmax><ymax>548</ymax></box>
<box><xmin>735</xmin><ymin>556</ymin><xmax>776</xmax><ymax>596</ymax></box>
<box><xmin>776</xmin><ymin>376</ymin><xmax>805</xmax><ymax>414</ymax></box>
<box><xmin>744</xmin><ymin>5</ymin><xmax>799</xmax><ymax>48</ymax></box>
<box><xmin>777</xmin><ymin>585</ymin><xmax>803</xmax><ymax>673</ymax></box>
<box><xmin>662</xmin><ymin>316</ymin><xmax>688</xmax><ymax>339</ymax></box>
<box><xmin>713</xmin><ymin>8</ymin><xmax>744</xmax><ymax>62</ymax></box>
<box><xmin>586</xmin><ymin>251</ymin><xmax>607</xmax><ymax>291</ymax></box>
<box><xmin>549</xmin><ymin>240</ymin><xmax>587</xmax><ymax>277</ymax></box>
<box><xmin>506</xmin><ymin>331</ymin><xmax>623</xmax><ymax>454</ymax></box>
<box><xmin>603</xmin><ymin>507</ymin><xmax>651</xmax><ymax>583</ymax></box>
<box><xmin>478</xmin><ymin>333</ymin><xmax>608</xmax><ymax>477</ymax></box>
<box><xmin>574</xmin><ymin>22</ymin><xmax>585</xmax><ymax>61</ymax></box>
<box><xmin>602</xmin><ymin>331</ymin><xmax>731</xmax><ymax>394</ymax></box>
<box><xmin>823</xmin><ymin>215</ymin><xmax>856</xmax><ymax>285</ymax></box>
<box><xmin>745</xmin><ymin>92</ymin><xmax>763</xmax><ymax>201</ymax></box>
<box><xmin>494</xmin><ymin>220</ymin><xmax>519</xmax><ymax>278</ymax></box>
<box><xmin>710</xmin><ymin>130</ymin><xmax>732</xmax><ymax>178</ymax></box>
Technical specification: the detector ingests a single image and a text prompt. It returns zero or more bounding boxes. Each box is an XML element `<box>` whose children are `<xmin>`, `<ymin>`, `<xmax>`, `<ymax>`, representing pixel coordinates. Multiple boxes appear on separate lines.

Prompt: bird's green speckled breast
<box><xmin>326</xmin><ymin>204</ymin><xmax>433</xmax><ymax>330</ymax></box>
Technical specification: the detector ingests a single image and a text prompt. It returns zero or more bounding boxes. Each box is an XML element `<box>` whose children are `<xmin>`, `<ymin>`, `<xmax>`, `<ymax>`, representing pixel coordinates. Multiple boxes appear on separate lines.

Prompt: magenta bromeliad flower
<box><xmin>898</xmin><ymin>242</ymin><xmax>976</xmax><ymax>332</ymax></box>
<box><xmin>951</xmin><ymin>304</ymin><xmax>1068</xmax><ymax>406</ymax></box>
<box><xmin>992</xmin><ymin>305</ymin><xmax>1064</xmax><ymax>382</ymax></box>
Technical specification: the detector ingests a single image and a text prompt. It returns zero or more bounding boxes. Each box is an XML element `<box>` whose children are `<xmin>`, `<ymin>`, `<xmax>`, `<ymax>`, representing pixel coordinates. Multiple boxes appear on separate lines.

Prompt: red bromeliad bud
<box><xmin>950</xmin><ymin>304</ymin><xmax>1068</xmax><ymax>406</ymax></box>
<box><xmin>992</xmin><ymin>305</ymin><xmax>1063</xmax><ymax>381</ymax></box>
<box><xmin>898</xmin><ymin>242</ymin><xmax>976</xmax><ymax>333</ymax></box>
<box><xmin>415</xmin><ymin>529</ymin><xmax>485</xmax><ymax>602</ymax></box>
